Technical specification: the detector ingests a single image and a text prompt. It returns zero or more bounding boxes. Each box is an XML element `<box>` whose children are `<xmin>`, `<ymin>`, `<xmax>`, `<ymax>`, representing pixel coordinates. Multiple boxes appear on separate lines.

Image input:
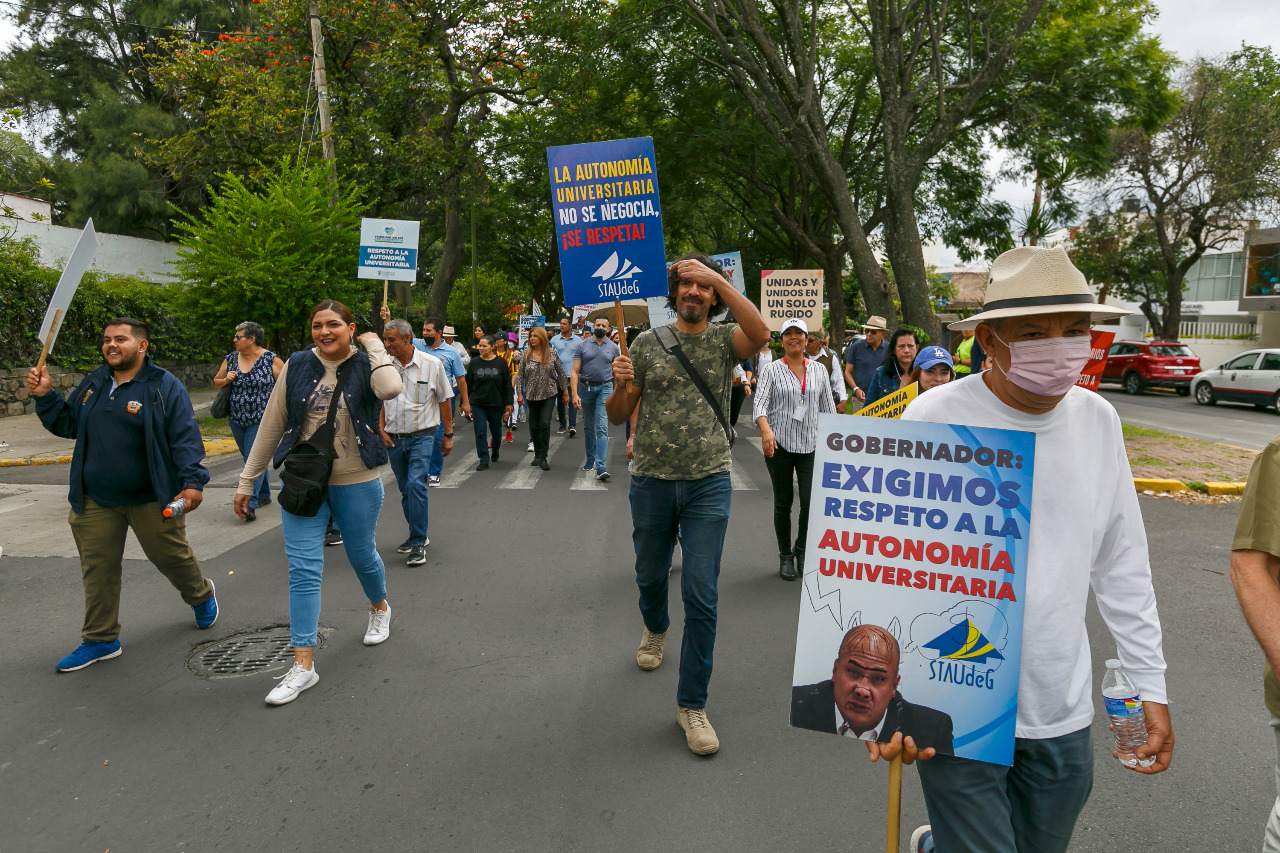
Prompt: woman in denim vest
<box><xmin>233</xmin><ymin>301</ymin><xmax>402</xmax><ymax>706</ymax></box>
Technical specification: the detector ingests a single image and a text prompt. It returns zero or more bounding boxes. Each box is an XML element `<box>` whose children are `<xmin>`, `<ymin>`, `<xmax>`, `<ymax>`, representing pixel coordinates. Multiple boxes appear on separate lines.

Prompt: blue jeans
<box><xmin>280</xmin><ymin>478</ymin><xmax>388</xmax><ymax>648</ymax></box>
<box><xmin>429</xmin><ymin>396</ymin><xmax>458</xmax><ymax>477</ymax></box>
<box><xmin>918</xmin><ymin>726</ymin><xmax>1094</xmax><ymax>853</ymax></box>
<box><xmin>387</xmin><ymin>430</ymin><xmax>435</xmax><ymax>546</ymax></box>
<box><xmin>557</xmin><ymin>392</ymin><xmax>577</xmax><ymax>430</ymax></box>
<box><xmin>630</xmin><ymin>472</ymin><xmax>732</xmax><ymax>709</ymax></box>
<box><xmin>579</xmin><ymin>381</ymin><xmax>612</xmax><ymax>472</ymax></box>
<box><xmin>229</xmin><ymin>420</ymin><xmax>270</xmax><ymax>508</ymax></box>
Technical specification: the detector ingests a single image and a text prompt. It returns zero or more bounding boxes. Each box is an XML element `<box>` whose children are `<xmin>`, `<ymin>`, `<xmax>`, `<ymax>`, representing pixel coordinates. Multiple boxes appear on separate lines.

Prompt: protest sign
<box><xmin>36</xmin><ymin>219</ymin><xmax>98</xmax><ymax>369</ymax></box>
<box><xmin>517</xmin><ymin>314</ymin><xmax>545</xmax><ymax>349</ymax></box>
<box><xmin>709</xmin><ymin>251</ymin><xmax>745</xmax><ymax>294</ymax></box>
<box><xmin>761</xmin><ymin>269</ymin><xmax>823</xmax><ymax>331</ymax></box>
<box><xmin>790</xmin><ymin>414</ymin><xmax>1034</xmax><ymax>767</ymax></box>
<box><xmin>855</xmin><ymin>383</ymin><xmax>918</xmax><ymax>418</ymax></box>
<box><xmin>571</xmin><ymin>303</ymin><xmax>601</xmax><ymax>325</ymax></box>
<box><xmin>645</xmin><ymin>296</ymin><xmax>679</xmax><ymax>329</ymax></box>
<box><xmin>358</xmin><ymin>218</ymin><xmax>420</xmax><ymax>282</ymax></box>
<box><xmin>547</xmin><ymin>137</ymin><xmax>667</xmax><ymax>307</ymax></box>
<box><xmin>1077</xmin><ymin>330</ymin><xmax>1115</xmax><ymax>392</ymax></box>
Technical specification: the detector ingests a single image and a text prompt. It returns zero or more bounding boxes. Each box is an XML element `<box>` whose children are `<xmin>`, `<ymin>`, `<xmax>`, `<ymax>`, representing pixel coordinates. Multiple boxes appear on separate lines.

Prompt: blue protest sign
<box><xmin>547</xmin><ymin>137</ymin><xmax>667</xmax><ymax>307</ymax></box>
<box><xmin>790</xmin><ymin>414</ymin><xmax>1034</xmax><ymax>766</ymax></box>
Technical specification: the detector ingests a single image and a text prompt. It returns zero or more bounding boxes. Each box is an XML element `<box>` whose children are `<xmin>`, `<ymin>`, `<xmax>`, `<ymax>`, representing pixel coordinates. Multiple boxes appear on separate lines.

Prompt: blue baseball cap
<box><xmin>913</xmin><ymin>346</ymin><xmax>953</xmax><ymax>371</ymax></box>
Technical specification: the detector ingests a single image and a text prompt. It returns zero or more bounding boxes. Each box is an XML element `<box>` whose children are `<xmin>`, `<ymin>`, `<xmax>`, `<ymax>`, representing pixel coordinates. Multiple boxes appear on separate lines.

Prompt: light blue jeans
<box><xmin>280</xmin><ymin>477</ymin><xmax>388</xmax><ymax>647</ymax></box>
<box><xmin>579</xmin><ymin>381</ymin><xmax>612</xmax><ymax>472</ymax></box>
<box><xmin>229</xmin><ymin>421</ymin><xmax>270</xmax><ymax>508</ymax></box>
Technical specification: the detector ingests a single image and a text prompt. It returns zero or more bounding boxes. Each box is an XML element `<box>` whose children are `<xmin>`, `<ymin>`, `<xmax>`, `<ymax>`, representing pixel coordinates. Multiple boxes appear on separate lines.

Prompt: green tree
<box><xmin>1104</xmin><ymin>46</ymin><xmax>1280</xmax><ymax>338</ymax></box>
<box><xmin>172</xmin><ymin>159</ymin><xmax>367</xmax><ymax>354</ymax></box>
<box><xmin>1068</xmin><ymin>211</ymin><xmax>1165</xmax><ymax>330</ymax></box>
<box><xmin>0</xmin><ymin>0</ymin><xmax>248</xmax><ymax>237</ymax></box>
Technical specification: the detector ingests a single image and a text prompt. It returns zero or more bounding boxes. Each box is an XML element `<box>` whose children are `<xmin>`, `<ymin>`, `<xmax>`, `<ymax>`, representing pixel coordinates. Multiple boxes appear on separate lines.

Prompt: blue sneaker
<box><xmin>194</xmin><ymin>579</ymin><xmax>218</xmax><ymax>629</ymax></box>
<box><xmin>56</xmin><ymin>640</ymin><xmax>122</xmax><ymax>672</ymax></box>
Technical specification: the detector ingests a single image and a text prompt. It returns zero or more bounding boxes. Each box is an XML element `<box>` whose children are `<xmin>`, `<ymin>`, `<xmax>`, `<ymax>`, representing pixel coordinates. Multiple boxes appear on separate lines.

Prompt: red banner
<box><xmin>1076</xmin><ymin>330</ymin><xmax>1115</xmax><ymax>392</ymax></box>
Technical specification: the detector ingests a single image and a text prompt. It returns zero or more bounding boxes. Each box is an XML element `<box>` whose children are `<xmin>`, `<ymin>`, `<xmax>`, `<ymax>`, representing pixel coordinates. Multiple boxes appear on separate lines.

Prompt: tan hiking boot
<box><xmin>677</xmin><ymin>707</ymin><xmax>720</xmax><ymax>755</ymax></box>
<box><xmin>636</xmin><ymin>627</ymin><xmax>667</xmax><ymax>671</ymax></box>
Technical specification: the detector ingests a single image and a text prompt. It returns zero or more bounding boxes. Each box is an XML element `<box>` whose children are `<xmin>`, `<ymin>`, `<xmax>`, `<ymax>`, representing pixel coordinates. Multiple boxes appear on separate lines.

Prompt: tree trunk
<box><xmin>882</xmin><ymin>180</ymin><xmax>940</xmax><ymax>342</ymax></box>
<box><xmin>1161</xmin><ymin>268</ymin><xmax>1185</xmax><ymax>340</ymax></box>
<box><xmin>429</xmin><ymin>189</ymin><xmax>466</xmax><ymax>321</ymax></box>
<box><xmin>822</xmin><ymin>249</ymin><xmax>848</xmax><ymax>353</ymax></box>
<box><xmin>1029</xmin><ymin>178</ymin><xmax>1043</xmax><ymax>246</ymax></box>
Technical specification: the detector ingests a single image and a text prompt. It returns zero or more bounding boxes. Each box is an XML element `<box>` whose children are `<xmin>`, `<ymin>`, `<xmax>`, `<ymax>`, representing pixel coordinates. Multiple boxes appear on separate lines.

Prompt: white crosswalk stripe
<box><xmin>570</xmin><ymin>465</ymin><xmax>609</xmax><ymax>491</ymax></box>
<box><xmin>494</xmin><ymin>433</ymin><xmax>566</xmax><ymax>489</ymax></box>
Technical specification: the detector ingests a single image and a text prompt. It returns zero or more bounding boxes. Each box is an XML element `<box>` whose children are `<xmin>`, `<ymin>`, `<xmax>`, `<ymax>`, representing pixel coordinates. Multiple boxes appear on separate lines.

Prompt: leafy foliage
<box><xmin>0</xmin><ymin>238</ymin><xmax>219</xmax><ymax>369</ymax></box>
<box><xmin>171</xmin><ymin>159</ymin><xmax>368</xmax><ymax>355</ymax></box>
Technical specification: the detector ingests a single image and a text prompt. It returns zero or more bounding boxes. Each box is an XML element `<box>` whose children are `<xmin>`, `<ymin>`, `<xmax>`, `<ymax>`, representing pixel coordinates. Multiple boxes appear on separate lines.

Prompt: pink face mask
<box><xmin>991</xmin><ymin>334</ymin><xmax>1091</xmax><ymax>397</ymax></box>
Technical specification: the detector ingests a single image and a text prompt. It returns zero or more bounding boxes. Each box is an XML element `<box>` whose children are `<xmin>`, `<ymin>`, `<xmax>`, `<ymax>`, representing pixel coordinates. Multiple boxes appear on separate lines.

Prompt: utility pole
<box><xmin>308</xmin><ymin>4</ymin><xmax>335</xmax><ymax>163</ymax></box>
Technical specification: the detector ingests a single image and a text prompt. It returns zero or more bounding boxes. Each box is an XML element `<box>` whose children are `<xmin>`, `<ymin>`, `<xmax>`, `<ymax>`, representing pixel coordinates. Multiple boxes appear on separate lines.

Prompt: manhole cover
<box><xmin>188</xmin><ymin>626</ymin><xmax>332</xmax><ymax>679</ymax></box>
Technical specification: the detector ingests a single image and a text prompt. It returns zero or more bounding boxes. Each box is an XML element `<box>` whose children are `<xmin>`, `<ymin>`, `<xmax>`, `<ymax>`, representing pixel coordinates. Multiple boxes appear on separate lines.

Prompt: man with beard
<box><xmin>27</xmin><ymin>318</ymin><xmax>219</xmax><ymax>672</ymax></box>
<box><xmin>607</xmin><ymin>253</ymin><xmax>770</xmax><ymax>755</ymax></box>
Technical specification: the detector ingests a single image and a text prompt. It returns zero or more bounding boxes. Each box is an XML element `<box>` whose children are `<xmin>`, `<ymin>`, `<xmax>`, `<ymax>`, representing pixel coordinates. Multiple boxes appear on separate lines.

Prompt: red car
<box><xmin>1101</xmin><ymin>340</ymin><xmax>1200</xmax><ymax>395</ymax></box>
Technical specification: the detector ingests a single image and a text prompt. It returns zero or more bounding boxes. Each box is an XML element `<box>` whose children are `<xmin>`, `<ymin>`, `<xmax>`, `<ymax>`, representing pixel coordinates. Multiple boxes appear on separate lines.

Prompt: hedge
<box><xmin>0</xmin><ymin>237</ymin><xmax>222</xmax><ymax>370</ymax></box>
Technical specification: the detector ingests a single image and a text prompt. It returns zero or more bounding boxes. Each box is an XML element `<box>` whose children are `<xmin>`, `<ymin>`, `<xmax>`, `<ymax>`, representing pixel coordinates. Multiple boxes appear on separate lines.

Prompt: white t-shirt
<box><xmin>902</xmin><ymin>373</ymin><xmax>1167</xmax><ymax>739</ymax></box>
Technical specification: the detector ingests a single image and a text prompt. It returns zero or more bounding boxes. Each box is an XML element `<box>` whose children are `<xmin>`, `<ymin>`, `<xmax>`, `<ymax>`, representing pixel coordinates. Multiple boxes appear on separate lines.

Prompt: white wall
<box><xmin>8</xmin><ymin>219</ymin><xmax>180</xmax><ymax>282</ymax></box>
<box><xmin>0</xmin><ymin>194</ymin><xmax>52</xmax><ymax>221</ymax></box>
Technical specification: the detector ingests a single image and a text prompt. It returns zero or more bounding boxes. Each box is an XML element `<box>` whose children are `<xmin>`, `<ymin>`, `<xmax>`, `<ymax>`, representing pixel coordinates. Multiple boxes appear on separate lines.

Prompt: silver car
<box><xmin>1192</xmin><ymin>348</ymin><xmax>1280</xmax><ymax>410</ymax></box>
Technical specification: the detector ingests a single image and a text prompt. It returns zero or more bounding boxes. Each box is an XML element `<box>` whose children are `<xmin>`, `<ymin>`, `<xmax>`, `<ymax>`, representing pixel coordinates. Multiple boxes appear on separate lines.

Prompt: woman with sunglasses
<box><xmin>213</xmin><ymin>322</ymin><xmax>284</xmax><ymax>521</ymax></box>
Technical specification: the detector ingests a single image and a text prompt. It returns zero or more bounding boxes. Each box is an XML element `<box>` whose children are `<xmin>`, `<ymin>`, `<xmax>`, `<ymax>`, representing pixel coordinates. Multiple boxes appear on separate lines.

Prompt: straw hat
<box><xmin>861</xmin><ymin>315</ymin><xmax>889</xmax><ymax>331</ymax></box>
<box><xmin>949</xmin><ymin>246</ymin><xmax>1129</xmax><ymax>331</ymax></box>
<box><xmin>442</xmin><ymin>326</ymin><xmax>457</xmax><ymax>338</ymax></box>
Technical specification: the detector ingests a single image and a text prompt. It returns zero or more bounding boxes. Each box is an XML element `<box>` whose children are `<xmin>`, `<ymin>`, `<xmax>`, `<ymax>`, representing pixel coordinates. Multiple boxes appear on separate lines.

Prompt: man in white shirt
<box><xmin>380</xmin><ymin>319</ymin><xmax>454</xmax><ymax>567</ymax></box>
<box><xmin>442</xmin><ymin>326</ymin><xmax>471</xmax><ymax>368</ymax></box>
<box><xmin>897</xmin><ymin>246</ymin><xmax>1173</xmax><ymax>853</ymax></box>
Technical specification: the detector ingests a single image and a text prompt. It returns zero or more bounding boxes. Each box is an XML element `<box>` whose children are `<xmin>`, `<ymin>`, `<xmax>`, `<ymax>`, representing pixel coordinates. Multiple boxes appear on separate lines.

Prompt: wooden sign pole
<box><xmin>886</xmin><ymin>754</ymin><xmax>903</xmax><ymax>853</ymax></box>
<box><xmin>382</xmin><ymin>279</ymin><xmax>389</xmax><ymax>309</ymax></box>
<box><xmin>35</xmin><ymin>309</ymin><xmax>63</xmax><ymax>373</ymax></box>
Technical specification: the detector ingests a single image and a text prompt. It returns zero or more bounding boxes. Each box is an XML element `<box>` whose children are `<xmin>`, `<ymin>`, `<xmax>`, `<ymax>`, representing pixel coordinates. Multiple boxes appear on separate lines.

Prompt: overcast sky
<box><xmin>1</xmin><ymin>1</ymin><xmax>1276</xmax><ymax>258</ymax></box>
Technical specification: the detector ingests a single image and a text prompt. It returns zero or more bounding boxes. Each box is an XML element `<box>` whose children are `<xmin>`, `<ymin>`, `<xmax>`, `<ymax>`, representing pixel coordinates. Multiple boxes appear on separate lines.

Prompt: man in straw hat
<box><xmin>896</xmin><ymin>246</ymin><xmax>1172</xmax><ymax>853</ymax></box>
<box><xmin>843</xmin><ymin>315</ymin><xmax>889</xmax><ymax>403</ymax></box>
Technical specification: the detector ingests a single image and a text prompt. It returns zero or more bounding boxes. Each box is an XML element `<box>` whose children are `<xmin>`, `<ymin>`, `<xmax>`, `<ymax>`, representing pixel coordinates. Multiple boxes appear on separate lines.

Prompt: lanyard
<box><xmin>788</xmin><ymin>361</ymin><xmax>806</xmax><ymax>394</ymax></box>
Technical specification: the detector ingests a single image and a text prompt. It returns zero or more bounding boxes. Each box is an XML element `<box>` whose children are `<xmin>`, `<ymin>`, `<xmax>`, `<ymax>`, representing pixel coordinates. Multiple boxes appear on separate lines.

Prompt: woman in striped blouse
<box><xmin>753</xmin><ymin>318</ymin><xmax>836</xmax><ymax>582</ymax></box>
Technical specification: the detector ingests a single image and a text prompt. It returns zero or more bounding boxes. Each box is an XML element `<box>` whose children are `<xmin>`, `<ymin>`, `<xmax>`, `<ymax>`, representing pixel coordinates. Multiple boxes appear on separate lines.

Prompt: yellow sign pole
<box><xmin>886</xmin><ymin>754</ymin><xmax>903</xmax><ymax>853</ymax></box>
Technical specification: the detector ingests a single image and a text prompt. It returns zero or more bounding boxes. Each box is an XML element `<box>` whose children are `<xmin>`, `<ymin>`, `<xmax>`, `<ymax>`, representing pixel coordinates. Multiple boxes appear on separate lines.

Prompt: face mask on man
<box><xmin>991</xmin><ymin>332</ymin><xmax>1091</xmax><ymax>397</ymax></box>
<box><xmin>593</xmin><ymin>327</ymin><xmax>607</xmax><ymax>339</ymax></box>
<box><xmin>423</xmin><ymin>333</ymin><xmax>438</xmax><ymax>347</ymax></box>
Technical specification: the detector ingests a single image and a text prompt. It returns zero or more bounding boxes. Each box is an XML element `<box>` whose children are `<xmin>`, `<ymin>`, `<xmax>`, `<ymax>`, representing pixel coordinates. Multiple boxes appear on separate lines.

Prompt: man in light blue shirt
<box><xmin>549</xmin><ymin>316</ymin><xmax>580</xmax><ymax>435</ymax></box>
<box><xmin>415</xmin><ymin>316</ymin><xmax>470</xmax><ymax>486</ymax></box>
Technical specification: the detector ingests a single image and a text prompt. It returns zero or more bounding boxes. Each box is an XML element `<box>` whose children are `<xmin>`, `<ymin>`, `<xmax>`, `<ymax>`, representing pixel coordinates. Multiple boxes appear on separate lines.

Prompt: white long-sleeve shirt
<box><xmin>752</xmin><ymin>358</ymin><xmax>835</xmax><ymax>454</ymax></box>
<box><xmin>902</xmin><ymin>373</ymin><xmax>1167</xmax><ymax>739</ymax></box>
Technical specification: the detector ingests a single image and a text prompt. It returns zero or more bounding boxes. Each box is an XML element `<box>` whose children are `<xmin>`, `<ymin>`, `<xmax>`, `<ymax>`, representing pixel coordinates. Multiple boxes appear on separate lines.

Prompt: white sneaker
<box><xmin>527</xmin><ymin>441</ymin><xmax>535</xmax><ymax>452</ymax></box>
<box><xmin>364</xmin><ymin>604</ymin><xmax>391</xmax><ymax>645</ymax></box>
<box><xmin>265</xmin><ymin>662</ymin><xmax>319</xmax><ymax>705</ymax></box>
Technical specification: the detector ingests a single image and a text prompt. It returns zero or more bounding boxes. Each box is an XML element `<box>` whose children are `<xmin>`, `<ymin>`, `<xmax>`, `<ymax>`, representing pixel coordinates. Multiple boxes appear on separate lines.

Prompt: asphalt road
<box><xmin>1101</xmin><ymin>385</ymin><xmax>1280</xmax><ymax>451</ymax></box>
<box><xmin>0</xmin><ymin>421</ymin><xmax>1271</xmax><ymax>851</ymax></box>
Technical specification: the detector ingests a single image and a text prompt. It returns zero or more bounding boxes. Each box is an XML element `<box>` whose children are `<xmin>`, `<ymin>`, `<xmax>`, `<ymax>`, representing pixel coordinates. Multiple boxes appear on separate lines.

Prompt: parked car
<box><xmin>1192</xmin><ymin>349</ymin><xmax>1280</xmax><ymax>410</ymax></box>
<box><xmin>1101</xmin><ymin>340</ymin><xmax>1200</xmax><ymax>395</ymax></box>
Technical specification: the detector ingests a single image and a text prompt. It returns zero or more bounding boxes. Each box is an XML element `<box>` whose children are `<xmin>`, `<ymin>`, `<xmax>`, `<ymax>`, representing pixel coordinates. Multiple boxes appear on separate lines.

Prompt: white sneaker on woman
<box><xmin>265</xmin><ymin>663</ymin><xmax>319</xmax><ymax>705</ymax></box>
<box><xmin>364</xmin><ymin>604</ymin><xmax>392</xmax><ymax>645</ymax></box>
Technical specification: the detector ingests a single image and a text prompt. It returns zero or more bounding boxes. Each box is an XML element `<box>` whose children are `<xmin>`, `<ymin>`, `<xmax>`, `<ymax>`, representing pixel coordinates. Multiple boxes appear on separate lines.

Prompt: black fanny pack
<box><xmin>277</xmin><ymin>360</ymin><xmax>354</xmax><ymax>517</ymax></box>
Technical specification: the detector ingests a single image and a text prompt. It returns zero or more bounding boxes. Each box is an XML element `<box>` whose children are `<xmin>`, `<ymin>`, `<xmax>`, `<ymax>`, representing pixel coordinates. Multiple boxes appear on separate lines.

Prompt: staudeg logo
<box><xmin>591</xmin><ymin>251</ymin><xmax>643</xmax><ymax>283</ymax></box>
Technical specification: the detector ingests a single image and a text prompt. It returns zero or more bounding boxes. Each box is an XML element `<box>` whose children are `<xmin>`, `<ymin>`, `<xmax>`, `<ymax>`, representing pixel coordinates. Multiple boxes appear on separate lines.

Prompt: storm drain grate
<box><xmin>188</xmin><ymin>626</ymin><xmax>332</xmax><ymax>679</ymax></box>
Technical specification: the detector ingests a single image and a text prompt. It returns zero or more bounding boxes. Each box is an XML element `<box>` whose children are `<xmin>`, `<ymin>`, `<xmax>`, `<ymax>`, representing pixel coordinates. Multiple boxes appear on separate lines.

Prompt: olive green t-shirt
<box><xmin>631</xmin><ymin>323</ymin><xmax>739</xmax><ymax>480</ymax></box>
<box><xmin>1232</xmin><ymin>438</ymin><xmax>1280</xmax><ymax>716</ymax></box>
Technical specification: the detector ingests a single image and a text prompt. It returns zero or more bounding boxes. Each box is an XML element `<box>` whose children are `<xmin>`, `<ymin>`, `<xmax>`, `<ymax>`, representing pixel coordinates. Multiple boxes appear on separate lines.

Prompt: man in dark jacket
<box><xmin>791</xmin><ymin>624</ymin><xmax>954</xmax><ymax>755</ymax></box>
<box><xmin>28</xmin><ymin>317</ymin><xmax>219</xmax><ymax>672</ymax></box>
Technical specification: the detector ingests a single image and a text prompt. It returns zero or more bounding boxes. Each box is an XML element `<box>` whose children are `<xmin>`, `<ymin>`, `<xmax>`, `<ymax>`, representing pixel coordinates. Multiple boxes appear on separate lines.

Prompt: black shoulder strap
<box><xmin>654</xmin><ymin>326</ymin><xmax>735</xmax><ymax>448</ymax></box>
<box><xmin>314</xmin><ymin>357</ymin><xmax>356</xmax><ymax>457</ymax></box>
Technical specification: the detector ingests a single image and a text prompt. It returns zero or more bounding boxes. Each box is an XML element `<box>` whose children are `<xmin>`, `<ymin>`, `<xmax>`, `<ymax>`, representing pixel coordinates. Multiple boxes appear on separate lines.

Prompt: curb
<box><xmin>1133</xmin><ymin>476</ymin><xmax>1247</xmax><ymax>496</ymax></box>
<box><xmin>0</xmin><ymin>437</ymin><xmax>241</xmax><ymax>468</ymax></box>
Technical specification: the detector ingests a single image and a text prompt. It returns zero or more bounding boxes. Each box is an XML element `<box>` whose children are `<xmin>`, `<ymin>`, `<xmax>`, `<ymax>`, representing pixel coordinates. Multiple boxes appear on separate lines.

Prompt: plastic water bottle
<box><xmin>1101</xmin><ymin>659</ymin><xmax>1154</xmax><ymax>768</ymax></box>
<box><xmin>162</xmin><ymin>498</ymin><xmax>187</xmax><ymax>519</ymax></box>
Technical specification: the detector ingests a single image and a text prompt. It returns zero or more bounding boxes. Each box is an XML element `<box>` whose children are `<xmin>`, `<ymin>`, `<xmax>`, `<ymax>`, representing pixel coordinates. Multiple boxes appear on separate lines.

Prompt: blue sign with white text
<box><xmin>547</xmin><ymin>137</ymin><xmax>667</xmax><ymax>307</ymax></box>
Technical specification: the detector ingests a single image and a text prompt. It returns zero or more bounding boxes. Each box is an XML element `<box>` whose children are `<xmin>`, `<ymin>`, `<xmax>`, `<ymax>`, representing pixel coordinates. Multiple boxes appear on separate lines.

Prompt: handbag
<box><xmin>210</xmin><ymin>355</ymin><xmax>233</xmax><ymax>419</ymax></box>
<box><xmin>654</xmin><ymin>326</ymin><xmax>735</xmax><ymax>448</ymax></box>
<box><xmin>276</xmin><ymin>359</ymin><xmax>355</xmax><ymax>518</ymax></box>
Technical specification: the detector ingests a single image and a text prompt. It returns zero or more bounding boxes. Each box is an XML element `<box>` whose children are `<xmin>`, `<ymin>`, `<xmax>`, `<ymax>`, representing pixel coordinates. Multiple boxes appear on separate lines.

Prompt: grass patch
<box><xmin>1122</xmin><ymin>423</ymin><xmax>1181</xmax><ymax>440</ymax></box>
<box><xmin>1186</xmin><ymin>481</ymin><xmax>1209</xmax><ymax>494</ymax></box>
<box><xmin>196</xmin><ymin>416</ymin><xmax>233</xmax><ymax>438</ymax></box>
<box><xmin>1133</xmin><ymin>456</ymin><xmax>1164</xmax><ymax>466</ymax></box>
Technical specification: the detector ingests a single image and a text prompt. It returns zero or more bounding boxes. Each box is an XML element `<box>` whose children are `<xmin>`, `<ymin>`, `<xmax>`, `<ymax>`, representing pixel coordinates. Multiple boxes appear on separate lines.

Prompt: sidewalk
<box><xmin>0</xmin><ymin>388</ymin><xmax>239</xmax><ymax>466</ymax></box>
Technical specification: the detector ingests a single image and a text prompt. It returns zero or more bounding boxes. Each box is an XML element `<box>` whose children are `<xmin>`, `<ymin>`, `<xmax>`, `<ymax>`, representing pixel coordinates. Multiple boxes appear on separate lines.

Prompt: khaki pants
<box><xmin>68</xmin><ymin>498</ymin><xmax>212</xmax><ymax>643</ymax></box>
